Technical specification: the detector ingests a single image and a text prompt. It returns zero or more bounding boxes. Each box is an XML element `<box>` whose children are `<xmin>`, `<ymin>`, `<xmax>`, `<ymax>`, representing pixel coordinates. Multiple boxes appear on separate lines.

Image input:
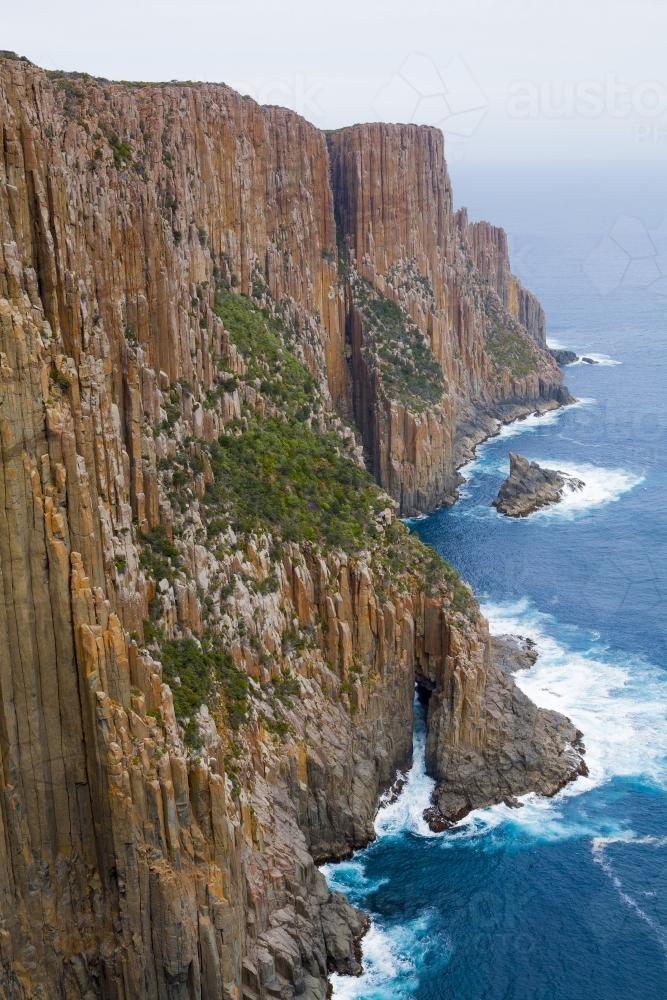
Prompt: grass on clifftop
<box><xmin>353</xmin><ymin>280</ymin><xmax>445</xmax><ymax>410</ymax></box>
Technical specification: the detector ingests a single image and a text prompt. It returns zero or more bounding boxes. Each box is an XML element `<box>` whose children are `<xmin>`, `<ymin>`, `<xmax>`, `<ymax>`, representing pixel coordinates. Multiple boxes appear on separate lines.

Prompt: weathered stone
<box><xmin>0</xmin><ymin>55</ymin><xmax>585</xmax><ymax>1000</ymax></box>
<box><xmin>493</xmin><ymin>452</ymin><xmax>584</xmax><ymax>517</ymax></box>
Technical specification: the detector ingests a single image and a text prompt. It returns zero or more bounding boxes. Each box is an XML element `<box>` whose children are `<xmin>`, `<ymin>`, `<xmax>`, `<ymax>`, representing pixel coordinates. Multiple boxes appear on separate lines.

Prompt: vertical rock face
<box><xmin>0</xmin><ymin>56</ymin><xmax>581</xmax><ymax>1000</ymax></box>
<box><xmin>328</xmin><ymin>124</ymin><xmax>566</xmax><ymax>512</ymax></box>
<box><xmin>0</xmin><ymin>58</ymin><xmax>347</xmax><ymax>414</ymax></box>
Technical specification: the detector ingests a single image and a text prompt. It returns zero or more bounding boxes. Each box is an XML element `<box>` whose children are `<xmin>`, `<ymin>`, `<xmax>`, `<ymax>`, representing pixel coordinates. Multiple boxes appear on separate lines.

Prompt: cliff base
<box><xmin>425</xmin><ymin>645</ymin><xmax>588</xmax><ymax>829</ymax></box>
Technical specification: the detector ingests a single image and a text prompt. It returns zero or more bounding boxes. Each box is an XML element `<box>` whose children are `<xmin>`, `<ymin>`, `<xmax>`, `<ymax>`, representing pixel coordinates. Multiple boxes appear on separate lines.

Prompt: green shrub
<box><xmin>353</xmin><ymin>282</ymin><xmax>444</xmax><ymax>409</ymax></box>
<box><xmin>204</xmin><ymin>416</ymin><xmax>384</xmax><ymax>551</ymax></box>
<box><xmin>263</xmin><ymin>715</ymin><xmax>291</xmax><ymax>739</ymax></box>
<box><xmin>139</xmin><ymin>525</ymin><xmax>181</xmax><ymax>582</ymax></box>
<box><xmin>272</xmin><ymin>669</ymin><xmax>300</xmax><ymax>704</ymax></box>
<box><xmin>50</xmin><ymin>366</ymin><xmax>71</xmax><ymax>392</ymax></box>
<box><xmin>372</xmin><ymin>518</ymin><xmax>478</xmax><ymax>620</ymax></box>
<box><xmin>213</xmin><ymin>293</ymin><xmax>317</xmax><ymax>418</ymax></box>
<box><xmin>104</xmin><ymin>131</ymin><xmax>133</xmax><ymax>168</ymax></box>
<box><xmin>485</xmin><ymin>316</ymin><xmax>539</xmax><ymax>379</ymax></box>
<box><xmin>142</xmin><ymin>617</ymin><xmax>165</xmax><ymax>646</ymax></box>
<box><xmin>256</xmin><ymin>571</ymin><xmax>278</xmax><ymax>595</ymax></box>
<box><xmin>160</xmin><ymin>635</ymin><xmax>249</xmax><ymax>728</ymax></box>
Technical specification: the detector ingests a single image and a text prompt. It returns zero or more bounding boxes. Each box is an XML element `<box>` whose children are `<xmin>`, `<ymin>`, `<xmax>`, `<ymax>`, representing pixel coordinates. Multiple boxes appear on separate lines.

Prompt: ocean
<box><xmin>324</xmin><ymin>165</ymin><xmax>667</xmax><ymax>999</ymax></box>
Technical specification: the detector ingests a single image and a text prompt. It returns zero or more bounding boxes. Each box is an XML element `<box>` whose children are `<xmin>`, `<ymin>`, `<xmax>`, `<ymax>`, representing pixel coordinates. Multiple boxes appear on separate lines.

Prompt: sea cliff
<box><xmin>0</xmin><ymin>54</ymin><xmax>581</xmax><ymax>999</ymax></box>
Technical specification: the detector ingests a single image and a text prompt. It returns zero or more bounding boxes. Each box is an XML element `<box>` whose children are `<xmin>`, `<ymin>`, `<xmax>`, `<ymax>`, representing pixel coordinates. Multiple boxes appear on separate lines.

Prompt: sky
<box><xmin>5</xmin><ymin>0</ymin><xmax>667</xmax><ymax>174</ymax></box>
<box><xmin>4</xmin><ymin>0</ymin><xmax>667</xmax><ymax>249</ymax></box>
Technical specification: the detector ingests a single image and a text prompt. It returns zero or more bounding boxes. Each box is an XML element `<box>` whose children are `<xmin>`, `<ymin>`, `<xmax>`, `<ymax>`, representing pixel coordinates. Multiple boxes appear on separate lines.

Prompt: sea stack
<box><xmin>494</xmin><ymin>453</ymin><xmax>585</xmax><ymax>517</ymax></box>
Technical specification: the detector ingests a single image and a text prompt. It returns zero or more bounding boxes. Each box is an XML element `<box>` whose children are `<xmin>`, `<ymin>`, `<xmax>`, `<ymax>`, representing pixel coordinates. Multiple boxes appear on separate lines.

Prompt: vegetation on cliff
<box><xmin>352</xmin><ymin>278</ymin><xmax>445</xmax><ymax>410</ymax></box>
<box><xmin>160</xmin><ymin>635</ymin><xmax>249</xmax><ymax>730</ymax></box>
<box><xmin>213</xmin><ymin>292</ymin><xmax>318</xmax><ymax>420</ymax></box>
<box><xmin>205</xmin><ymin>293</ymin><xmax>474</xmax><ymax>606</ymax></box>
<box><xmin>484</xmin><ymin>297</ymin><xmax>542</xmax><ymax>380</ymax></box>
<box><xmin>136</xmin><ymin>289</ymin><xmax>478</xmax><ymax>753</ymax></box>
<box><xmin>205</xmin><ymin>417</ymin><xmax>385</xmax><ymax>550</ymax></box>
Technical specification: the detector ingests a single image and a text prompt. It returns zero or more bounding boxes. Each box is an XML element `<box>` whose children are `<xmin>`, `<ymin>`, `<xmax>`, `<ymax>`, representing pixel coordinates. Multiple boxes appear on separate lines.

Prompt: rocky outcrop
<box><xmin>424</xmin><ymin>647</ymin><xmax>588</xmax><ymax>824</ymax></box>
<box><xmin>550</xmin><ymin>348</ymin><xmax>578</xmax><ymax>365</ymax></box>
<box><xmin>0</xmin><ymin>55</ymin><xmax>584</xmax><ymax>1000</ymax></box>
<box><xmin>491</xmin><ymin>633</ymin><xmax>538</xmax><ymax>673</ymax></box>
<box><xmin>409</xmin><ymin>610</ymin><xmax>586</xmax><ymax>828</ymax></box>
<box><xmin>493</xmin><ymin>453</ymin><xmax>584</xmax><ymax>517</ymax></box>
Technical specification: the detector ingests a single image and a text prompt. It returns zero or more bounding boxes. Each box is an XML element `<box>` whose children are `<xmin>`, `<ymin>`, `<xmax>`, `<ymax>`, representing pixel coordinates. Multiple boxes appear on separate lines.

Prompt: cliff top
<box><xmin>0</xmin><ymin>52</ymin><xmax>450</xmax><ymax>145</ymax></box>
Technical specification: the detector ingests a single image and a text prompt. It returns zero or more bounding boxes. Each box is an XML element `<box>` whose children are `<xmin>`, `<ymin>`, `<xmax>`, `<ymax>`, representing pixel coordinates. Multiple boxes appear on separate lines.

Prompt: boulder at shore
<box><xmin>550</xmin><ymin>347</ymin><xmax>578</xmax><ymax>365</ymax></box>
<box><xmin>493</xmin><ymin>453</ymin><xmax>584</xmax><ymax>517</ymax></box>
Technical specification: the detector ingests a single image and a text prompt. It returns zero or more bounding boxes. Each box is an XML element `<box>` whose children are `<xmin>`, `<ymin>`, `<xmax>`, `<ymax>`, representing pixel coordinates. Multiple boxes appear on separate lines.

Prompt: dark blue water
<box><xmin>325</xmin><ymin>169</ymin><xmax>667</xmax><ymax>999</ymax></box>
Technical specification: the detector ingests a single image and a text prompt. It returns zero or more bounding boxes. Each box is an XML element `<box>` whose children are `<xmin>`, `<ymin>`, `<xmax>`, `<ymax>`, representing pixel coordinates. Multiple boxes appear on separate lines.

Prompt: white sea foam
<box><xmin>484</xmin><ymin>600</ymin><xmax>667</xmax><ymax>795</ymax></box>
<box><xmin>374</xmin><ymin>710</ymin><xmax>435</xmax><ymax>840</ymax></box>
<box><xmin>320</xmin><ymin>857</ymin><xmax>388</xmax><ymax>899</ymax></box>
<box><xmin>570</xmin><ymin>352</ymin><xmax>622</xmax><ymax>367</ymax></box>
<box><xmin>505</xmin><ymin>459</ymin><xmax>644</xmax><ymax>520</ymax></box>
<box><xmin>546</xmin><ymin>336</ymin><xmax>574</xmax><ymax>351</ymax></box>
<box><xmin>544</xmin><ymin>461</ymin><xmax>643</xmax><ymax>515</ymax></box>
<box><xmin>496</xmin><ymin>405</ymin><xmax>573</xmax><ymax>441</ymax></box>
<box><xmin>330</xmin><ymin>911</ymin><xmax>437</xmax><ymax>999</ymax></box>
<box><xmin>328</xmin><ymin>704</ymin><xmax>443</xmax><ymax>998</ymax></box>
<box><xmin>546</xmin><ymin>337</ymin><xmax>622</xmax><ymax>366</ymax></box>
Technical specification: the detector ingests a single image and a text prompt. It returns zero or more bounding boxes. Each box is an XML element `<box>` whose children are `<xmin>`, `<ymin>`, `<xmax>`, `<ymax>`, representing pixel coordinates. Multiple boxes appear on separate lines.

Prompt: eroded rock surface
<box><xmin>417</xmin><ymin>615</ymin><xmax>587</xmax><ymax>828</ymax></box>
<box><xmin>493</xmin><ymin>452</ymin><xmax>584</xmax><ymax>517</ymax></box>
<box><xmin>425</xmin><ymin>658</ymin><xmax>588</xmax><ymax>825</ymax></box>
<box><xmin>0</xmin><ymin>55</ymin><xmax>584</xmax><ymax>1000</ymax></box>
<box><xmin>491</xmin><ymin>633</ymin><xmax>539</xmax><ymax>673</ymax></box>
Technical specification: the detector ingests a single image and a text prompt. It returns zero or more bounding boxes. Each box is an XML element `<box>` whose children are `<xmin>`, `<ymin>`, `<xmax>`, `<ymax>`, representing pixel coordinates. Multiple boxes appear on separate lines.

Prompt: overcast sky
<box><xmin>5</xmin><ymin>0</ymin><xmax>667</xmax><ymax>173</ymax></box>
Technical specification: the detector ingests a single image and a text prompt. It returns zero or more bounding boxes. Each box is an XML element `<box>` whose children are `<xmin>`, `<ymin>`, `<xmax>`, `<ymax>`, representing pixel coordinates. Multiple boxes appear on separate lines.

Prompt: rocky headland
<box><xmin>494</xmin><ymin>453</ymin><xmax>585</xmax><ymax>517</ymax></box>
<box><xmin>0</xmin><ymin>53</ymin><xmax>584</xmax><ymax>999</ymax></box>
<box><xmin>423</xmin><ymin>630</ymin><xmax>588</xmax><ymax>827</ymax></box>
<box><xmin>425</xmin><ymin>657</ymin><xmax>588</xmax><ymax>826</ymax></box>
